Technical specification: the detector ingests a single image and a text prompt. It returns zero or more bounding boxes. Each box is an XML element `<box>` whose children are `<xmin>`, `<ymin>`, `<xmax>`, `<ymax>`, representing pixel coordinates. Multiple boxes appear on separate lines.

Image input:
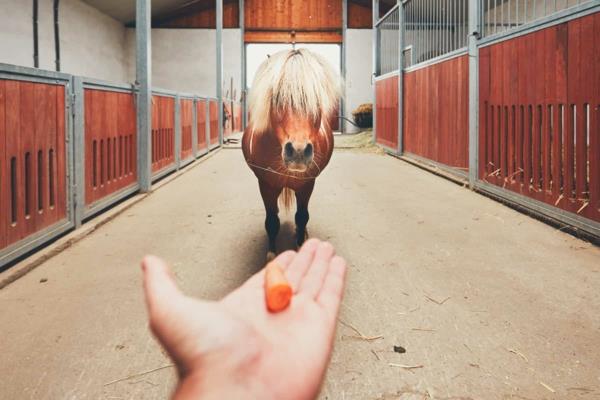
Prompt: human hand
<box><xmin>142</xmin><ymin>239</ymin><xmax>348</xmax><ymax>400</ymax></box>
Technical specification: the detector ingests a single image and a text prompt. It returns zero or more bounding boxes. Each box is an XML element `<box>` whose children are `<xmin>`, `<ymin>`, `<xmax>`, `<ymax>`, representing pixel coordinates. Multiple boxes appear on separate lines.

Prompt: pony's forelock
<box><xmin>248</xmin><ymin>49</ymin><xmax>342</xmax><ymax>135</ymax></box>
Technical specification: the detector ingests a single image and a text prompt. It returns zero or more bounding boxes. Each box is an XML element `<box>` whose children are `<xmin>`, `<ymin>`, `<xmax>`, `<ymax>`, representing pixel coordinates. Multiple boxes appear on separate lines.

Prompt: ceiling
<box><xmin>81</xmin><ymin>0</ymin><xmax>201</xmax><ymax>23</ymax></box>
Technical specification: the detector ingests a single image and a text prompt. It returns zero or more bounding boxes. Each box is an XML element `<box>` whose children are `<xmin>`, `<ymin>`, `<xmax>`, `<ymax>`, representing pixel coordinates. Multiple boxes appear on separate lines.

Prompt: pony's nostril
<box><xmin>304</xmin><ymin>143</ymin><xmax>313</xmax><ymax>159</ymax></box>
<box><xmin>284</xmin><ymin>142</ymin><xmax>295</xmax><ymax>159</ymax></box>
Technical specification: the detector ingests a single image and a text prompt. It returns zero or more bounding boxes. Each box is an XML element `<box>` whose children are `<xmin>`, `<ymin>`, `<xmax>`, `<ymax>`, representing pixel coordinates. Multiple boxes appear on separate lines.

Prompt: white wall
<box><xmin>0</xmin><ymin>0</ymin><xmax>130</xmax><ymax>82</ymax></box>
<box><xmin>345</xmin><ymin>29</ymin><xmax>373</xmax><ymax>133</ymax></box>
<box><xmin>223</xmin><ymin>29</ymin><xmax>242</xmax><ymax>101</ymax></box>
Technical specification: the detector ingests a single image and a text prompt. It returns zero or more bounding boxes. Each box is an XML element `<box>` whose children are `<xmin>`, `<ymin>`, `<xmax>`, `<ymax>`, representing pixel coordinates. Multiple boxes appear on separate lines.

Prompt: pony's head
<box><xmin>248</xmin><ymin>48</ymin><xmax>342</xmax><ymax>172</ymax></box>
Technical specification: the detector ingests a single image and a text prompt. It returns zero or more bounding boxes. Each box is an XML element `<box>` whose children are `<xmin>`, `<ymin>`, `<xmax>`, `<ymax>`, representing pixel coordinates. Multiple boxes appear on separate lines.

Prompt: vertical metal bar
<box><xmin>192</xmin><ymin>98</ymin><xmax>198</xmax><ymax>158</ymax></box>
<box><xmin>508</xmin><ymin>0</ymin><xmax>511</xmax><ymax>31</ymax></box>
<box><xmin>516</xmin><ymin>0</ymin><xmax>520</xmax><ymax>27</ymax></box>
<box><xmin>341</xmin><ymin>0</ymin><xmax>347</xmax><ymax>133</ymax></box>
<box><xmin>240</xmin><ymin>0</ymin><xmax>246</xmax><ymax>131</ymax></box>
<box><xmin>136</xmin><ymin>0</ymin><xmax>152</xmax><ymax>193</ymax></box>
<box><xmin>72</xmin><ymin>76</ymin><xmax>85</xmax><ymax>227</ymax></box>
<box><xmin>216</xmin><ymin>0</ymin><xmax>223</xmax><ymax>146</ymax></box>
<box><xmin>372</xmin><ymin>0</ymin><xmax>379</xmax><ymax>140</ymax></box>
<box><xmin>468</xmin><ymin>0</ymin><xmax>479</xmax><ymax>187</ymax></box>
<box><xmin>397</xmin><ymin>0</ymin><xmax>404</xmax><ymax>155</ymax></box>
<box><xmin>174</xmin><ymin>94</ymin><xmax>181</xmax><ymax>170</ymax></box>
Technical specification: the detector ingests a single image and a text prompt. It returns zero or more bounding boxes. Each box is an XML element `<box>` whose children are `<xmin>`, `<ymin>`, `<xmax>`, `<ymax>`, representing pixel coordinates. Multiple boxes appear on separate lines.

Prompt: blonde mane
<box><xmin>248</xmin><ymin>48</ymin><xmax>342</xmax><ymax>134</ymax></box>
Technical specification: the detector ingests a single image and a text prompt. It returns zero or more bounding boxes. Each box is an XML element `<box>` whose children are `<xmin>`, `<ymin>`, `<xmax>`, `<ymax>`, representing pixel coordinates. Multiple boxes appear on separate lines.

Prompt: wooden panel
<box><xmin>209</xmin><ymin>100</ymin><xmax>219</xmax><ymax>145</ymax></box>
<box><xmin>1</xmin><ymin>79</ymin><xmax>67</xmax><ymax>249</ymax></box>
<box><xmin>375</xmin><ymin>75</ymin><xmax>398</xmax><ymax>149</ymax></box>
<box><xmin>348</xmin><ymin>2</ymin><xmax>372</xmax><ymax>29</ymax></box>
<box><xmin>155</xmin><ymin>2</ymin><xmax>239</xmax><ymax>29</ymax></box>
<box><xmin>180</xmin><ymin>99</ymin><xmax>194</xmax><ymax>161</ymax></box>
<box><xmin>478</xmin><ymin>12</ymin><xmax>600</xmax><ymax>223</ymax></box>
<box><xmin>245</xmin><ymin>0</ymin><xmax>342</xmax><ymax>31</ymax></box>
<box><xmin>151</xmin><ymin>95</ymin><xmax>176</xmax><ymax>173</ymax></box>
<box><xmin>244</xmin><ymin>30</ymin><xmax>342</xmax><ymax>43</ymax></box>
<box><xmin>403</xmin><ymin>55</ymin><xmax>469</xmax><ymax>170</ymax></box>
<box><xmin>197</xmin><ymin>100</ymin><xmax>208</xmax><ymax>151</ymax></box>
<box><xmin>84</xmin><ymin>89</ymin><xmax>137</xmax><ymax>206</ymax></box>
<box><xmin>233</xmin><ymin>102</ymin><xmax>243</xmax><ymax>133</ymax></box>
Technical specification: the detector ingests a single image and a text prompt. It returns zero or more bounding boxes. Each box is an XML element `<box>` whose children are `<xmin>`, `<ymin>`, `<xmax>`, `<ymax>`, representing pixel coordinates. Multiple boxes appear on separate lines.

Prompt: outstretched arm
<box><xmin>142</xmin><ymin>238</ymin><xmax>348</xmax><ymax>400</ymax></box>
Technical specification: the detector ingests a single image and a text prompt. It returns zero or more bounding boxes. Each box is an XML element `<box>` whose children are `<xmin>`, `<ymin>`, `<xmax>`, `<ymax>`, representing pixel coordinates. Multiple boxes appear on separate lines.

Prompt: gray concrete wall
<box><xmin>125</xmin><ymin>28</ymin><xmax>241</xmax><ymax>98</ymax></box>
<box><xmin>345</xmin><ymin>29</ymin><xmax>373</xmax><ymax>133</ymax></box>
<box><xmin>0</xmin><ymin>0</ymin><xmax>130</xmax><ymax>82</ymax></box>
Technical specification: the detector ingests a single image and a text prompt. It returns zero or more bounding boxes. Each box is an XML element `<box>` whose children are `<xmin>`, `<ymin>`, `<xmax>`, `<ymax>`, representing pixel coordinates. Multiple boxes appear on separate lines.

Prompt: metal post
<box><xmin>136</xmin><ymin>0</ymin><xmax>152</xmax><ymax>192</ymax></box>
<box><xmin>72</xmin><ymin>76</ymin><xmax>85</xmax><ymax>227</ymax></box>
<box><xmin>240</xmin><ymin>0</ymin><xmax>247</xmax><ymax>131</ymax></box>
<box><xmin>397</xmin><ymin>0</ymin><xmax>404</xmax><ymax>155</ymax></box>
<box><xmin>372</xmin><ymin>0</ymin><xmax>379</xmax><ymax>140</ymax></box>
<box><xmin>192</xmin><ymin>98</ymin><xmax>198</xmax><ymax>158</ymax></box>
<box><xmin>468</xmin><ymin>0</ymin><xmax>480</xmax><ymax>187</ymax></box>
<box><xmin>174</xmin><ymin>94</ymin><xmax>181</xmax><ymax>169</ymax></box>
<box><xmin>216</xmin><ymin>0</ymin><xmax>224</xmax><ymax>145</ymax></box>
<box><xmin>341</xmin><ymin>0</ymin><xmax>347</xmax><ymax>134</ymax></box>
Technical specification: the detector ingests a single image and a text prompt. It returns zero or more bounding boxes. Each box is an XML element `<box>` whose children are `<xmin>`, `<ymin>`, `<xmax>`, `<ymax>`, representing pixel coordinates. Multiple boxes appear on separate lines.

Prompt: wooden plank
<box><xmin>244</xmin><ymin>30</ymin><xmax>343</xmax><ymax>43</ymax></box>
<box><xmin>54</xmin><ymin>85</ymin><xmax>66</xmax><ymax>221</ymax></box>
<box><xmin>348</xmin><ymin>2</ymin><xmax>371</xmax><ymax>28</ymax></box>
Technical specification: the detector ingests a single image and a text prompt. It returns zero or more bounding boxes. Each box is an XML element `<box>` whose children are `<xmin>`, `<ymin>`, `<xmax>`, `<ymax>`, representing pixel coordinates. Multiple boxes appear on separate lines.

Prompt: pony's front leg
<box><xmin>294</xmin><ymin>180</ymin><xmax>315</xmax><ymax>248</ymax></box>
<box><xmin>259</xmin><ymin>180</ymin><xmax>282</xmax><ymax>261</ymax></box>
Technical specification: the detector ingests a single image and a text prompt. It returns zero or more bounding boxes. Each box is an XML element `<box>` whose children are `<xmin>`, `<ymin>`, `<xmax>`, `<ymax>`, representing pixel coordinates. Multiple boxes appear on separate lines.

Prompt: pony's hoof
<box><xmin>296</xmin><ymin>230</ymin><xmax>309</xmax><ymax>249</ymax></box>
<box><xmin>266</xmin><ymin>251</ymin><xmax>276</xmax><ymax>262</ymax></box>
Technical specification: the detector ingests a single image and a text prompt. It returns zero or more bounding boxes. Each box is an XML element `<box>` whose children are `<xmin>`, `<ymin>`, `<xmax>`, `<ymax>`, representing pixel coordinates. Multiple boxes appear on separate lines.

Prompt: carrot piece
<box><xmin>264</xmin><ymin>261</ymin><xmax>292</xmax><ymax>312</ymax></box>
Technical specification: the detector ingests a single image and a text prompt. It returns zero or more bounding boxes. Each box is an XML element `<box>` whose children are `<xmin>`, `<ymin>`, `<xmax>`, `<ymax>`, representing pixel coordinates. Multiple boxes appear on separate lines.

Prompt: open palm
<box><xmin>142</xmin><ymin>239</ymin><xmax>347</xmax><ymax>400</ymax></box>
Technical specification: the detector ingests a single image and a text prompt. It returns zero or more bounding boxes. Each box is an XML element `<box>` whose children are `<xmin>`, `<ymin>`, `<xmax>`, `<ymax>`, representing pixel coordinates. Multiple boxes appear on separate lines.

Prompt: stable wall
<box><xmin>345</xmin><ymin>29</ymin><xmax>373</xmax><ymax>133</ymax></box>
<box><xmin>0</xmin><ymin>0</ymin><xmax>130</xmax><ymax>82</ymax></box>
<box><xmin>125</xmin><ymin>29</ymin><xmax>241</xmax><ymax>98</ymax></box>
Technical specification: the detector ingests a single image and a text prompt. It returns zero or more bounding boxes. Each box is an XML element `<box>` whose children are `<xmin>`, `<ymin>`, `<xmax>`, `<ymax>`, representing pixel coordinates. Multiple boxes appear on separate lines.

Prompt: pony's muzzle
<box><xmin>283</xmin><ymin>141</ymin><xmax>314</xmax><ymax>171</ymax></box>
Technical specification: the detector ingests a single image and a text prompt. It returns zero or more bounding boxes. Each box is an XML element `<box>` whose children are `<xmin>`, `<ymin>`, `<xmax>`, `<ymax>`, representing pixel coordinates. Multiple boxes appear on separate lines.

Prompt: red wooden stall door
<box><xmin>479</xmin><ymin>12</ymin><xmax>600</xmax><ymax>223</ymax></box>
<box><xmin>84</xmin><ymin>89</ymin><xmax>137</xmax><ymax>206</ymax></box>
<box><xmin>375</xmin><ymin>75</ymin><xmax>399</xmax><ymax>149</ymax></box>
<box><xmin>403</xmin><ymin>55</ymin><xmax>469</xmax><ymax>170</ymax></box>
<box><xmin>1</xmin><ymin>79</ymin><xmax>67</xmax><ymax>249</ymax></box>
<box><xmin>180</xmin><ymin>99</ymin><xmax>194</xmax><ymax>161</ymax></box>
<box><xmin>209</xmin><ymin>100</ymin><xmax>219</xmax><ymax>145</ymax></box>
<box><xmin>197</xmin><ymin>100</ymin><xmax>208</xmax><ymax>151</ymax></box>
<box><xmin>152</xmin><ymin>95</ymin><xmax>176</xmax><ymax>173</ymax></box>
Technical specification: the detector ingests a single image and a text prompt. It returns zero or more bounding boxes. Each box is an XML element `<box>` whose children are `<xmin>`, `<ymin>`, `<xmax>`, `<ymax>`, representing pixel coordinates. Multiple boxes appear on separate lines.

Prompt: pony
<box><xmin>242</xmin><ymin>48</ymin><xmax>342</xmax><ymax>260</ymax></box>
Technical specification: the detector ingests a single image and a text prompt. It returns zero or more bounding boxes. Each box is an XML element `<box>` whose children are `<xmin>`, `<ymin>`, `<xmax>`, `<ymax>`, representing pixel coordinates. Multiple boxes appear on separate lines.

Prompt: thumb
<box><xmin>141</xmin><ymin>255</ymin><xmax>185</xmax><ymax>326</ymax></box>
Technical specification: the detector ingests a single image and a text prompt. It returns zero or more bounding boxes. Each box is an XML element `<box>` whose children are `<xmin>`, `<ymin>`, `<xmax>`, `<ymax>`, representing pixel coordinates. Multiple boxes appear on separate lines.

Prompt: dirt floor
<box><xmin>1</xmin><ymin>144</ymin><xmax>599</xmax><ymax>400</ymax></box>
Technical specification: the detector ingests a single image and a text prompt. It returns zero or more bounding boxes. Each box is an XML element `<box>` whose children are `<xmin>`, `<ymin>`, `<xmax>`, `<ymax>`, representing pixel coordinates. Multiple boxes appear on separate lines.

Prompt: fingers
<box><xmin>316</xmin><ymin>255</ymin><xmax>347</xmax><ymax>319</ymax></box>
<box><xmin>141</xmin><ymin>255</ymin><xmax>185</xmax><ymax>323</ymax></box>
<box><xmin>285</xmin><ymin>238</ymin><xmax>320</xmax><ymax>292</ymax></box>
<box><xmin>298</xmin><ymin>241</ymin><xmax>335</xmax><ymax>299</ymax></box>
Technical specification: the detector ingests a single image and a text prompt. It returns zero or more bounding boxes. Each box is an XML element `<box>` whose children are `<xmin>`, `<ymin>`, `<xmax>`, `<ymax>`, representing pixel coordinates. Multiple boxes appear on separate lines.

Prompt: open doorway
<box><xmin>245</xmin><ymin>43</ymin><xmax>342</xmax><ymax>131</ymax></box>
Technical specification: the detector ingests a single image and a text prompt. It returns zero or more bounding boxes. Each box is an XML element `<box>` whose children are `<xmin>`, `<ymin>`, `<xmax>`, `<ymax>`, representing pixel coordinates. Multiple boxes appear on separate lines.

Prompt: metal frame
<box><xmin>240</xmin><ymin>0</ymin><xmax>246</xmax><ymax>131</ymax></box>
<box><xmin>479</xmin><ymin>1</ymin><xmax>600</xmax><ymax>47</ymax></box>
<box><xmin>174</xmin><ymin>93</ymin><xmax>182</xmax><ymax>169</ymax></box>
<box><xmin>0</xmin><ymin>64</ymin><xmax>75</xmax><ymax>267</ymax></box>
<box><xmin>372</xmin><ymin>0</ymin><xmax>379</xmax><ymax>140</ymax></box>
<box><xmin>340</xmin><ymin>0</ymin><xmax>347</xmax><ymax>134</ymax></box>
<box><xmin>403</xmin><ymin>47</ymin><xmax>468</xmax><ymax>73</ymax></box>
<box><xmin>216</xmin><ymin>0</ymin><xmax>224</xmax><ymax>146</ymax></box>
<box><xmin>468</xmin><ymin>0</ymin><xmax>479</xmax><ymax>187</ymax></box>
<box><xmin>136</xmin><ymin>0</ymin><xmax>152</xmax><ymax>193</ymax></box>
<box><xmin>397</xmin><ymin>0</ymin><xmax>404</xmax><ymax>155</ymax></box>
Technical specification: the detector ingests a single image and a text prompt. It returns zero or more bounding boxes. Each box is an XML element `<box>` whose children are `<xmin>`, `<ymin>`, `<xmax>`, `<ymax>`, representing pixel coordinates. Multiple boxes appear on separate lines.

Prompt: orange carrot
<box><xmin>264</xmin><ymin>261</ymin><xmax>292</xmax><ymax>312</ymax></box>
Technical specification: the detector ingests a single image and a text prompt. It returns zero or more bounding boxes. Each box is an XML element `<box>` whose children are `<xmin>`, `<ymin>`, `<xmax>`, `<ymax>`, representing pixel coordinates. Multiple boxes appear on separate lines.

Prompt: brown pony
<box><xmin>242</xmin><ymin>49</ymin><xmax>342</xmax><ymax>260</ymax></box>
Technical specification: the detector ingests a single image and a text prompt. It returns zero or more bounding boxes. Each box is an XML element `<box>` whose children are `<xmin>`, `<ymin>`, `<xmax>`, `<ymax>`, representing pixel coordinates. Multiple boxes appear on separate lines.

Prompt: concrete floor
<box><xmin>1</xmin><ymin>148</ymin><xmax>599</xmax><ymax>400</ymax></box>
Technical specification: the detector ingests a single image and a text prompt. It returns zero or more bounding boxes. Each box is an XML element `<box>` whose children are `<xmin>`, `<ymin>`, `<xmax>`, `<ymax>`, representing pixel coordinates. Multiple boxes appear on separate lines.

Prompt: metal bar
<box><xmin>135</xmin><ymin>0</ymin><xmax>151</xmax><ymax>193</ymax></box>
<box><xmin>341</xmin><ymin>0</ymin><xmax>347</xmax><ymax>134</ymax></box>
<box><xmin>174</xmin><ymin>94</ymin><xmax>181</xmax><ymax>170</ymax></box>
<box><xmin>72</xmin><ymin>76</ymin><xmax>85</xmax><ymax>227</ymax></box>
<box><xmin>192</xmin><ymin>98</ymin><xmax>198</xmax><ymax>158</ymax></box>
<box><xmin>468</xmin><ymin>0</ymin><xmax>479</xmax><ymax>187</ymax></box>
<box><xmin>216</xmin><ymin>0</ymin><xmax>223</xmax><ymax>146</ymax></box>
<box><xmin>403</xmin><ymin>47</ymin><xmax>468</xmax><ymax>72</ymax></box>
<box><xmin>205</xmin><ymin>98</ymin><xmax>211</xmax><ymax>151</ymax></box>
<box><xmin>372</xmin><ymin>0</ymin><xmax>379</xmax><ymax>139</ymax></box>
<box><xmin>240</xmin><ymin>0</ymin><xmax>246</xmax><ymax>131</ymax></box>
<box><xmin>478</xmin><ymin>2</ymin><xmax>600</xmax><ymax>46</ymax></box>
<box><xmin>375</xmin><ymin>3</ymin><xmax>401</xmax><ymax>26</ymax></box>
<box><xmin>397</xmin><ymin>0</ymin><xmax>404</xmax><ymax>155</ymax></box>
